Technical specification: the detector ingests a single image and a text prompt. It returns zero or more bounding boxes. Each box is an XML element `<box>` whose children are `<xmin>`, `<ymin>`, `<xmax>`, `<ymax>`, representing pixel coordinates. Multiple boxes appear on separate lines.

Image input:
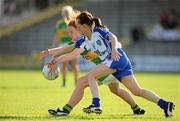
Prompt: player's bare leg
<box><xmin>70</xmin><ymin>59</ymin><xmax>79</xmax><ymax>85</ymax></box>
<box><xmin>85</xmin><ymin>64</ymin><xmax>115</xmax><ymax>114</ymax></box>
<box><xmin>48</xmin><ymin>75</ymin><xmax>145</xmax><ymax>116</ymax></box>
<box><xmin>121</xmin><ymin>75</ymin><xmax>175</xmax><ymax>117</ymax></box>
<box><xmin>48</xmin><ymin>76</ymin><xmax>88</xmax><ymax>116</ymax></box>
<box><xmin>108</xmin><ymin>83</ymin><xmax>145</xmax><ymax>114</ymax></box>
<box><xmin>61</xmin><ymin>62</ymin><xmax>68</xmax><ymax>87</ymax></box>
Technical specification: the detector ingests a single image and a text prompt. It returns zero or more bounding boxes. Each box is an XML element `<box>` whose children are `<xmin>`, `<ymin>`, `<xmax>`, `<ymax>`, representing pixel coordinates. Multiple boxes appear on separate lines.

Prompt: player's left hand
<box><xmin>111</xmin><ymin>49</ymin><xmax>120</xmax><ymax>61</ymax></box>
<box><xmin>39</xmin><ymin>48</ymin><xmax>49</xmax><ymax>59</ymax></box>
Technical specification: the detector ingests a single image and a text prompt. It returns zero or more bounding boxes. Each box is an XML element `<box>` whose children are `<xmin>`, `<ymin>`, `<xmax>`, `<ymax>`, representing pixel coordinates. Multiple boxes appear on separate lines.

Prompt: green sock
<box><xmin>62</xmin><ymin>79</ymin><xmax>66</xmax><ymax>87</ymax></box>
<box><xmin>131</xmin><ymin>104</ymin><xmax>140</xmax><ymax>111</ymax></box>
<box><xmin>63</xmin><ymin>104</ymin><xmax>73</xmax><ymax>114</ymax></box>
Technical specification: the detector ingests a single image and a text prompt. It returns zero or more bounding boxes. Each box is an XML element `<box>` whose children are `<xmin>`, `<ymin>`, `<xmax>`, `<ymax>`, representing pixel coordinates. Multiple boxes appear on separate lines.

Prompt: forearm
<box><xmin>53</xmin><ymin>44</ymin><xmax>76</xmax><ymax>58</ymax></box>
<box><xmin>55</xmin><ymin>48</ymin><xmax>83</xmax><ymax>63</ymax></box>
<box><xmin>109</xmin><ymin>34</ymin><xmax>117</xmax><ymax>51</ymax></box>
<box><xmin>54</xmin><ymin>54</ymin><xmax>76</xmax><ymax>64</ymax></box>
<box><xmin>48</xmin><ymin>46</ymin><xmax>65</xmax><ymax>56</ymax></box>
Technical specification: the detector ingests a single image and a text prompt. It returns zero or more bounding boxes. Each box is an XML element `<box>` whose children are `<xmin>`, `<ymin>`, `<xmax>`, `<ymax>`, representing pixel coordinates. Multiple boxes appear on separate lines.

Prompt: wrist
<box><xmin>48</xmin><ymin>49</ymin><xmax>54</xmax><ymax>55</ymax></box>
<box><xmin>53</xmin><ymin>58</ymin><xmax>58</xmax><ymax>64</ymax></box>
<box><xmin>112</xmin><ymin>48</ymin><xmax>116</xmax><ymax>52</ymax></box>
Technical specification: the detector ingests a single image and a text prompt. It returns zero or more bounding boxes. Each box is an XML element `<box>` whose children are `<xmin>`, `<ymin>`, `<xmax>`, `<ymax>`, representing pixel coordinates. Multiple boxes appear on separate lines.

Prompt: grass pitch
<box><xmin>0</xmin><ymin>70</ymin><xmax>179</xmax><ymax>121</ymax></box>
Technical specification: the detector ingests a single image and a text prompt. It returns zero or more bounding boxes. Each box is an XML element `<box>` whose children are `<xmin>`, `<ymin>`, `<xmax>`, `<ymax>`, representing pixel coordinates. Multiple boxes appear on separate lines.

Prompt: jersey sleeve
<box><xmin>75</xmin><ymin>36</ymin><xmax>86</xmax><ymax>48</ymax></box>
<box><xmin>93</xmin><ymin>27</ymin><xmax>112</xmax><ymax>40</ymax></box>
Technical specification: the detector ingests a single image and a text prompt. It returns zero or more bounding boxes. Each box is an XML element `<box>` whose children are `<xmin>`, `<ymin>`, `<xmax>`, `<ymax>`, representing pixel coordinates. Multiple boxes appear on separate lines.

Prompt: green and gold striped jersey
<box><xmin>80</xmin><ymin>50</ymin><xmax>109</xmax><ymax>82</ymax></box>
<box><xmin>55</xmin><ymin>20</ymin><xmax>72</xmax><ymax>44</ymax></box>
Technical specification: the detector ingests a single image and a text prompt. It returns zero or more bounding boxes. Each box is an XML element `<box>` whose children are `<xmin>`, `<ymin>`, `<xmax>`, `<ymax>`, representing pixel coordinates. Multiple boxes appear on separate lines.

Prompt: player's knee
<box><xmin>132</xmin><ymin>88</ymin><xmax>143</xmax><ymax>96</ymax></box>
<box><xmin>77</xmin><ymin>79</ymin><xmax>85</xmax><ymax>86</ymax></box>
<box><xmin>77</xmin><ymin>77</ymin><xmax>88</xmax><ymax>88</ymax></box>
<box><xmin>109</xmin><ymin>87</ymin><xmax>119</xmax><ymax>95</ymax></box>
<box><xmin>87</xmin><ymin>71</ymin><xmax>96</xmax><ymax>80</ymax></box>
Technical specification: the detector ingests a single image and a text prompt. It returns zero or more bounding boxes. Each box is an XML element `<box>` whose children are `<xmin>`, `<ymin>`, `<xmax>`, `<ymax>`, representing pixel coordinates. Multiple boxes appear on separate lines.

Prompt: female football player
<box><xmin>40</xmin><ymin>20</ymin><xmax>145</xmax><ymax>116</ymax></box>
<box><xmin>46</xmin><ymin>11</ymin><xmax>174</xmax><ymax>117</ymax></box>
<box><xmin>51</xmin><ymin>6</ymin><xmax>79</xmax><ymax>87</ymax></box>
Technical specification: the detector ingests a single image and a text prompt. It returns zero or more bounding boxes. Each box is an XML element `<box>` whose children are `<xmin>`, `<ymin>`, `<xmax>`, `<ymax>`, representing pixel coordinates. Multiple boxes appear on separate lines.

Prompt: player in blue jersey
<box><xmin>48</xmin><ymin>11</ymin><xmax>174</xmax><ymax>117</ymax></box>
<box><xmin>74</xmin><ymin>11</ymin><xmax>175</xmax><ymax>117</ymax></box>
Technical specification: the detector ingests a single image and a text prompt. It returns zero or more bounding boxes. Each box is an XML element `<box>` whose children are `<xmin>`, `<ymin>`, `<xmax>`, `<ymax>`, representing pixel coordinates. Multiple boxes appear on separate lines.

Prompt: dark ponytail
<box><xmin>76</xmin><ymin>11</ymin><xmax>107</xmax><ymax>28</ymax></box>
<box><xmin>92</xmin><ymin>17</ymin><xmax>106</xmax><ymax>28</ymax></box>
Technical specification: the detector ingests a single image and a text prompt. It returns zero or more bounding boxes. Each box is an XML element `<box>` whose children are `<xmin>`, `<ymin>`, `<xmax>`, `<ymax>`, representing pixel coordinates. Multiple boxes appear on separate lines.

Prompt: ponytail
<box><xmin>76</xmin><ymin>11</ymin><xmax>107</xmax><ymax>28</ymax></box>
<box><xmin>92</xmin><ymin>17</ymin><xmax>106</xmax><ymax>28</ymax></box>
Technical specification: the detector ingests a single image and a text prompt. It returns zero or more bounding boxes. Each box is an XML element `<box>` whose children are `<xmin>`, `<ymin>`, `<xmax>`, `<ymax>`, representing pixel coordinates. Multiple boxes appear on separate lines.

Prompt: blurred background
<box><xmin>0</xmin><ymin>0</ymin><xmax>180</xmax><ymax>72</ymax></box>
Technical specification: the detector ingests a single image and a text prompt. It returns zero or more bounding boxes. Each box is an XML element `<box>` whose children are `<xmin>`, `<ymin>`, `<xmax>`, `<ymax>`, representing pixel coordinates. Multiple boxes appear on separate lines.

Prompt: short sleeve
<box><xmin>75</xmin><ymin>36</ymin><xmax>85</xmax><ymax>48</ymax></box>
<box><xmin>93</xmin><ymin>27</ymin><xmax>112</xmax><ymax>40</ymax></box>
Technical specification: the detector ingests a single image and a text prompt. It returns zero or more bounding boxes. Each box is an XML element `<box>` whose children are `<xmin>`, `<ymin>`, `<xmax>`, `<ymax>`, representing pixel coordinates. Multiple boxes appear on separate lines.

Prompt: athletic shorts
<box><xmin>102</xmin><ymin>48</ymin><xmax>133</xmax><ymax>81</ymax></box>
<box><xmin>98</xmin><ymin>74</ymin><xmax>119</xmax><ymax>85</ymax></box>
<box><xmin>112</xmin><ymin>62</ymin><xmax>133</xmax><ymax>81</ymax></box>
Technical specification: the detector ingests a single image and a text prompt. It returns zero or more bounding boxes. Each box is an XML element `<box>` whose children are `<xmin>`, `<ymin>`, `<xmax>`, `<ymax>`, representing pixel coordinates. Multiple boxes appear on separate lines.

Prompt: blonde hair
<box><xmin>61</xmin><ymin>6</ymin><xmax>74</xmax><ymax>23</ymax></box>
<box><xmin>62</xmin><ymin>6</ymin><xmax>80</xmax><ymax>24</ymax></box>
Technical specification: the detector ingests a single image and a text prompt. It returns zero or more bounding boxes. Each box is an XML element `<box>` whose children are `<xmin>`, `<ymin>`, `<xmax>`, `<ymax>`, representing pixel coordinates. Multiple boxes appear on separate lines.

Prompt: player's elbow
<box><xmin>110</xmin><ymin>34</ymin><xmax>117</xmax><ymax>41</ymax></box>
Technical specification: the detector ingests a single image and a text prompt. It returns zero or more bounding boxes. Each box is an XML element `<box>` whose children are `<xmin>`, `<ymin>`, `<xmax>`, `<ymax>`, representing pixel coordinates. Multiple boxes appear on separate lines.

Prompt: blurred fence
<box><xmin>0</xmin><ymin>0</ymin><xmax>180</xmax><ymax>71</ymax></box>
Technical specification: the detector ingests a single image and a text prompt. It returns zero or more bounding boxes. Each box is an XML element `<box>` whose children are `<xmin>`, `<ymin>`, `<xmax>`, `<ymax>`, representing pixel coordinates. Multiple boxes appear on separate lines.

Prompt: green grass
<box><xmin>0</xmin><ymin>70</ymin><xmax>179</xmax><ymax>121</ymax></box>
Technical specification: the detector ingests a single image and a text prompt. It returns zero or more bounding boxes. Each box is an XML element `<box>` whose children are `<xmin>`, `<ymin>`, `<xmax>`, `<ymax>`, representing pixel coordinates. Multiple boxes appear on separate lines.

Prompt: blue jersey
<box><xmin>75</xmin><ymin>27</ymin><xmax>133</xmax><ymax>79</ymax></box>
<box><xmin>75</xmin><ymin>27</ymin><xmax>122</xmax><ymax>62</ymax></box>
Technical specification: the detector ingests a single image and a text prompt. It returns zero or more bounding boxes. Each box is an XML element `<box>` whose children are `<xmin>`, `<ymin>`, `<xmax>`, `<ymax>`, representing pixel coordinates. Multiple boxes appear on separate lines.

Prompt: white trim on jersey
<box><xmin>102</xmin><ymin>58</ymin><xmax>113</xmax><ymax>68</ymax></box>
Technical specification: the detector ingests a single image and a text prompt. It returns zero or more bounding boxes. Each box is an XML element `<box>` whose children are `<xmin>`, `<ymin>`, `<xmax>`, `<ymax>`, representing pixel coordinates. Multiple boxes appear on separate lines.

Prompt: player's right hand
<box><xmin>47</xmin><ymin>60</ymin><xmax>57</xmax><ymax>71</ymax></box>
<box><xmin>39</xmin><ymin>48</ymin><xmax>49</xmax><ymax>59</ymax></box>
<box><xmin>111</xmin><ymin>49</ymin><xmax>120</xmax><ymax>61</ymax></box>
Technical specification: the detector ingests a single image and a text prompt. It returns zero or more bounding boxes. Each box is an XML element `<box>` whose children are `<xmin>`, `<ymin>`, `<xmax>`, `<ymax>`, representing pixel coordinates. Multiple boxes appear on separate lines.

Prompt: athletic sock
<box><xmin>62</xmin><ymin>79</ymin><xmax>66</xmax><ymax>87</ymax></box>
<box><xmin>157</xmin><ymin>99</ymin><xmax>168</xmax><ymax>109</ymax></box>
<box><xmin>62</xmin><ymin>104</ymin><xmax>73</xmax><ymax>114</ymax></box>
<box><xmin>92</xmin><ymin>97</ymin><xmax>100</xmax><ymax>107</ymax></box>
<box><xmin>131</xmin><ymin>104</ymin><xmax>140</xmax><ymax>111</ymax></box>
<box><xmin>75</xmin><ymin>78</ymin><xmax>77</xmax><ymax>85</ymax></box>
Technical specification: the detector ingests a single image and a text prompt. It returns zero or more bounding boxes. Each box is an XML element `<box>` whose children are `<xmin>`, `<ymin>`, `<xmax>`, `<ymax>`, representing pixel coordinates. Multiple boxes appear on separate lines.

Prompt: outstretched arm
<box><xmin>39</xmin><ymin>44</ymin><xmax>76</xmax><ymax>59</ymax></box>
<box><xmin>53</xmin><ymin>44</ymin><xmax>76</xmax><ymax>58</ymax></box>
<box><xmin>53</xmin><ymin>48</ymin><xmax>84</xmax><ymax>64</ymax></box>
<box><xmin>48</xmin><ymin>48</ymin><xmax>84</xmax><ymax>69</ymax></box>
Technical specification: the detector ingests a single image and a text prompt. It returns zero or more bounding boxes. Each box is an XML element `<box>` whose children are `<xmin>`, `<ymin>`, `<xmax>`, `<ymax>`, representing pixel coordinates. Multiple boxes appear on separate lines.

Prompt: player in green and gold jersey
<box><xmin>51</xmin><ymin>6</ymin><xmax>79</xmax><ymax>87</ymax></box>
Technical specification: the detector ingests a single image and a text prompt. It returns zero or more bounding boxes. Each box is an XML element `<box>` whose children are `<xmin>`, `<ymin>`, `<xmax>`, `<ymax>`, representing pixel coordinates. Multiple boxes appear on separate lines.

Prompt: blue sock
<box><xmin>157</xmin><ymin>99</ymin><xmax>168</xmax><ymax>109</ymax></box>
<box><xmin>92</xmin><ymin>97</ymin><xmax>100</xmax><ymax>107</ymax></box>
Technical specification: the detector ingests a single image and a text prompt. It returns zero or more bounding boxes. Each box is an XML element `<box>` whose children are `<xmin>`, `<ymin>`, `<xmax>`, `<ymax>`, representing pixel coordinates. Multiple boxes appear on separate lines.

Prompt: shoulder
<box><xmin>56</xmin><ymin>19</ymin><xmax>65</xmax><ymax>25</ymax></box>
<box><xmin>77</xmin><ymin>36</ymin><xmax>86</xmax><ymax>42</ymax></box>
<box><xmin>93</xmin><ymin>27</ymin><xmax>111</xmax><ymax>39</ymax></box>
<box><xmin>93</xmin><ymin>27</ymin><xmax>108</xmax><ymax>33</ymax></box>
<box><xmin>56</xmin><ymin>20</ymin><xmax>66</xmax><ymax>27</ymax></box>
<box><xmin>75</xmin><ymin>36</ymin><xmax>86</xmax><ymax>48</ymax></box>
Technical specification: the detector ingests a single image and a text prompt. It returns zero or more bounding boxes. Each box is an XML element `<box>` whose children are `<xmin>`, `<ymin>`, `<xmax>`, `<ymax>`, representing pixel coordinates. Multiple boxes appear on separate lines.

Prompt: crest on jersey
<box><xmin>96</xmin><ymin>40</ymin><xmax>102</xmax><ymax>46</ymax></box>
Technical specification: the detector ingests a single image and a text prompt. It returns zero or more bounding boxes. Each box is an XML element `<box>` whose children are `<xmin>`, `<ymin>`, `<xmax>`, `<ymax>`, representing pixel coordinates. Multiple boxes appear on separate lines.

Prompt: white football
<box><xmin>42</xmin><ymin>65</ymin><xmax>60</xmax><ymax>80</ymax></box>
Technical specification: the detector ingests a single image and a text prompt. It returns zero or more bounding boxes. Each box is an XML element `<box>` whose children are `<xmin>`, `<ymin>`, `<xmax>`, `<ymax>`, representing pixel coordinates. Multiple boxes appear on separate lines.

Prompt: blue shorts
<box><xmin>110</xmin><ymin>48</ymin><xmax>130</xmax><ymax>70</ymax></box>
<box><xmin>108</xmin><ymin>48</ymin><xmax>133</xmax><ymax>81</ymax></box>
<box><xmin>112</xmin><ymin>62</ymin><xmax>133</xmax><ymax>81</ymax></box>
